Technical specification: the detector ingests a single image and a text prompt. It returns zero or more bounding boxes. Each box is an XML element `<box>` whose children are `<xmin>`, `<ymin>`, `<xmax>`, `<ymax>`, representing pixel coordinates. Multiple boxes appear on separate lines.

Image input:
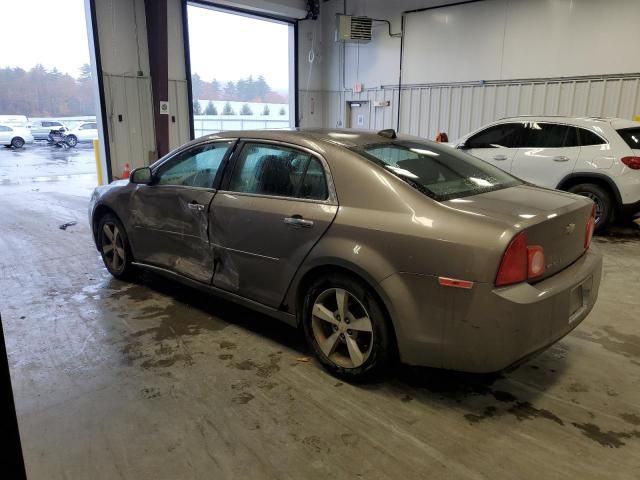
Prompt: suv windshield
<box><xmin>617</xmin><ymin>127</ymin><xmax>640</xmax><ymax>149</ymax></box>
<box><xmin>353</xmin><ymin>141</ymin><xmax>521</xmax><ymax>201</ymax></box>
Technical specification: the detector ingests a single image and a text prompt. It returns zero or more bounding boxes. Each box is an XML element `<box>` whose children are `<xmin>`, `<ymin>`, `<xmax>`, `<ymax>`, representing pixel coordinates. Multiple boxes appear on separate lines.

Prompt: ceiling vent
<box><xmin>336</xmin><ymin>15</ymin><xmax>372</xmax><ymax>43</ymax></box>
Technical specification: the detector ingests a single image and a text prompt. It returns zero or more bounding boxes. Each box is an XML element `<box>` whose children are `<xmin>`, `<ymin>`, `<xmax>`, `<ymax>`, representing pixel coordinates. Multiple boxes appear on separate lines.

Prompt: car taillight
<box><xmin>495</xmin><ymin>232</ymin><xmax>545</xmax><ymax>286</ymax></box>
<box><xmin>621</xmin><ymin>156</ymin><xmax>640</xmax><ymax>169</ymax></box>
<box><xmin>585</xmin><ymin>205</ymin><xmax>596</xmax><ymax>249</ymax></box>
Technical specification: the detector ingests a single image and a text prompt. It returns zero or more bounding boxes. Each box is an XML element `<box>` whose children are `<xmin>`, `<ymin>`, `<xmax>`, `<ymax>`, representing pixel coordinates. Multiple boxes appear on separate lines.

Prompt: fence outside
<box><xmin>193</xmin><ymin>116</ymin><xmax>291</xmax><ymax>137</ymax></box>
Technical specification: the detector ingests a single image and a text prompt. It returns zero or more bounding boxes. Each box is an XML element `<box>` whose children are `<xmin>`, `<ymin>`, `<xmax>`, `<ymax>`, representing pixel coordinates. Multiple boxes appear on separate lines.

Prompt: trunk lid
<box><xmin>443</xmin><ymin>184</ymin><xmax>593</xmax><ymax>280</ymax></box>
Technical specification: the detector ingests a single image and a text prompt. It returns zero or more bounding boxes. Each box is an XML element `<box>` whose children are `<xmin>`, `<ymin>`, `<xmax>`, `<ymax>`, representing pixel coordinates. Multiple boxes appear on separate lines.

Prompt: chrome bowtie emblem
<box><xmin>565</xmin><ymin>223</ymin><xmax>576</xmax><ymax>234</ymax></box>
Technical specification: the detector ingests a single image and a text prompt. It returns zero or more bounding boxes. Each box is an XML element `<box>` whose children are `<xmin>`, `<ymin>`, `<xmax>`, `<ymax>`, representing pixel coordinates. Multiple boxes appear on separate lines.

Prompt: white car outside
<box><xmin>0</xmin><ymin>124</ymin><xmax>34</xmax><ymax>148</ymax></box>
<box><xmin>65</xmin><ymin>121</ymin><xmax>98</xmax><ymax>147</ymax></box>
<box><xmin>455</xmin><ymin>116</ymin><xmax>640</xmax><ymax>229</ymax></box>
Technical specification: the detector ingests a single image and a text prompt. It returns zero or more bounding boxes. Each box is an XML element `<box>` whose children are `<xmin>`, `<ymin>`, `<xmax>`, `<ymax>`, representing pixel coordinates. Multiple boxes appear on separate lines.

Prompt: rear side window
<box><xmin>522</xmin><ymin>122</ymin><xmax>578</xmax><ymax>148</ymax></box>
<box><xmin>466</xmin><ymin>123</ymin><xmax>524</xmax><ymax>149</ymax></box>
<box><xmin>355</xmin><ymin>141</ymin><xmax>521</xmax><ymax>201</ymax></box>
<box><xmin>617</xmin><ymin>128</ymin><xmax>640</xmax><ymax>149</ymax></box>
<box><xmin>578</xmin><ymin>128</ymin><xmax>607</xmax><ymax>146</ymax></box>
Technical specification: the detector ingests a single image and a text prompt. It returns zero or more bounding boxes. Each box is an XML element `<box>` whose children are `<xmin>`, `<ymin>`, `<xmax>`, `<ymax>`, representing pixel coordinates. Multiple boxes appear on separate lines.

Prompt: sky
<box><xmin>0</xmin><ymin>1</ymin><xmax>290</xmax><ymax>91</ymax></box>
<box><xmin>187</xmin><ymin>5</ymin><xmax>290</xmax><ymax>92</ymax></box>
<box><xmin>0</xmin><ymin>0</ymin><xmax>90</xmax><ymax>77</ymax></box>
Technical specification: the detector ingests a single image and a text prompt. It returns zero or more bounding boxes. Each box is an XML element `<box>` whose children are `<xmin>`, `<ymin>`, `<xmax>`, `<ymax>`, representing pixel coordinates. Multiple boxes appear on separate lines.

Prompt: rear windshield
<box><xmin>617</xmin><ymin>128</ymin><xmax>640</xmax><ymax>150</ymax></box>
<box><xmin>353</xmin><ymin>141</ymin><xmax>521</xmax><ymax>201</ymax></box>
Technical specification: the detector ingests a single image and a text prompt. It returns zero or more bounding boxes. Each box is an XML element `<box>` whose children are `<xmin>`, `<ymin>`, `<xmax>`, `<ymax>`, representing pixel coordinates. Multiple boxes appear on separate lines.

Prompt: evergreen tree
<box><xmin>222</xmin><ymin>101</ymin><xmax>234</xmax><ymax>115</ymax></box>
<box><xmin>239</xmin><ymin>103</ymin><xmax>253</xmax><ymax>115</ymax></box>
<box><xmin>278</xmin><ymin>107</ymin><xmax>286</xmax><ymax>116</ymax></box>
<box><xmin>193</xmin><ymin>99</ymin><xmax>202</xmax><ymax>115</ymax></box>
<box><xmin>261</xmin><ymin>104</ymin><xmax>270</xmax><ymax>116</ymax></box>
<box><xmin>204</xmin><ymin>101</ymin><xmax>217</xmax><ymax>115</ymax></box>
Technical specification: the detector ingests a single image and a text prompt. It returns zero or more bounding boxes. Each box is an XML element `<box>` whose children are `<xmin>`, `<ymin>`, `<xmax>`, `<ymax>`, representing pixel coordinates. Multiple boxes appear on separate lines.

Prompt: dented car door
<box><xmin>129</xmin><ymin>140</ymin><xmax>234</xmax><ymax>283</ymax></box>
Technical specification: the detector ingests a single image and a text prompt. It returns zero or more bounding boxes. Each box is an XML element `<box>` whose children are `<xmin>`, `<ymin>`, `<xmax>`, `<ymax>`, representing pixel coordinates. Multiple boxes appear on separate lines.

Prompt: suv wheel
<box><xmin>568</xmin><ymin>183</ymin><xmax>613</xmax><ymax>231</ymax></box>
<box><xmin>302</xmin><ymin>273</ymin><xmax>392</xmax><ymax>381</ymax></box>
<box><xmin>11</xmin><ymin>137</ymin><xmax>25</xmax><ymax>148</ymax></box>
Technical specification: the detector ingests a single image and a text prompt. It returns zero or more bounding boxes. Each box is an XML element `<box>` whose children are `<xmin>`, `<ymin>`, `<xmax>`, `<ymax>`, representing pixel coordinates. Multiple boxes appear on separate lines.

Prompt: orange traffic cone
<box><xmin>122</xmin><ymin>163</ymin><xmax>131</xmax><ymax>179</ymax></box>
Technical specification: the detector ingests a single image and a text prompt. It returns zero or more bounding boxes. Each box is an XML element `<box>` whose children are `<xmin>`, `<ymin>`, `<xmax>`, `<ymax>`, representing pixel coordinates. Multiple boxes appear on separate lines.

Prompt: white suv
<box><xmin>456</xmin><ymin>116</ymin><xmax>640</xmax><ymax>229</ymax></box>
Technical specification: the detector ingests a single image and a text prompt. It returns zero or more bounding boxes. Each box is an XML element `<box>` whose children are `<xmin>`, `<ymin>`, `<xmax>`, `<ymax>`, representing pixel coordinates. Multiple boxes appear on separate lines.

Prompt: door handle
<box><xmin>284</xmin><ymin>215</ymin><xmax>314</xmax><ymax>228</ymax></box>
<box><xmin>493</xmin><ymin>154</ymin><xmax>508</xmax><ymax>161</ymax></box>
<box><xmin>187</xmin><ymin>201</ymin><xmax>205</xmax><ymax>211</ymax></box>
<box><xmin>553</xmin><ymin>156</ymin><xmax>570</xmax><ymax>162</ymax></box>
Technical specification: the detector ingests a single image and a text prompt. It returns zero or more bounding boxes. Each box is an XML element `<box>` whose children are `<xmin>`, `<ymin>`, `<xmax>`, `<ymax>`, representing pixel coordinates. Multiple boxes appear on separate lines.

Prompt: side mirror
<box><xmin>457</xmin><ymin>141</ymin><xmax>469</xmax><ymax>150</ymax></box>
<box><xmin>130</xmin><ymin>167</ymin><xmax>153</xmax><ymax>185</ymax></box>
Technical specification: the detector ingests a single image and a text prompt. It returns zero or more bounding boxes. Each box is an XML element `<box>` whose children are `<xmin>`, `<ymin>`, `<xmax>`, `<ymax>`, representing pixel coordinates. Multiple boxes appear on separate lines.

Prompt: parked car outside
<box><xmin>65</xmin><ymin>121</ymin><xmax>98</xmax><ymax>147</ymax></box>
<box><xmin>455</xmin><ymin>116</ymin><xmax>640</xmax><ymax>229</ymax></box>
<box><xmin>89</xmin><ymin>129</ymin><xmax>602</xmax><ymax>380</ymax></box>
<box><xmin>30</xmin><ymin>120</ymin><xmax>67</xmax><ymax>141</ymax></box>
<box><xmin>0</xmin><ymin>124</ymin><xmax>34</xmax><ymax>148</ymax></box>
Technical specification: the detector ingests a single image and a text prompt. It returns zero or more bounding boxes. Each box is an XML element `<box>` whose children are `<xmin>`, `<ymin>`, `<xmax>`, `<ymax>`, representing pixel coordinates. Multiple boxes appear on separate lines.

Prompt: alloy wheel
<box><xmin>101</xmin><ymin>223</ymin><xmax>126</xmax><ymax>273</ymax></box>
<box><xmin>311</xmin><ymin>288</ymin><xmax>374</xmax><ymax>368</ymax></box>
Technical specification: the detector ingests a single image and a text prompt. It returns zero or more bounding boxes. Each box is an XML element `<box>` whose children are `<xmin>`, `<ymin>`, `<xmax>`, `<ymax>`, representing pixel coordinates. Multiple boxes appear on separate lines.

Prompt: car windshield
<box><xmin>617</xmin><ymin>127</ymin><xmax>640</xmax><ymax>149</ymax></box>
<box><xmin>353</xmin><ymin>140</ymin><xmax>521</xmax><ymax>201</ymax></box>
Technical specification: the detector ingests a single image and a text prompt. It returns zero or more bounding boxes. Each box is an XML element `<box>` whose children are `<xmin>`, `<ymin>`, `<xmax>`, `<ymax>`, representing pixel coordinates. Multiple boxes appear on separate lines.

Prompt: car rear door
<box><xmin>210</xmin><ymin>140</ymin><xmax>338</xmax><ymax>307</ymax></box>
<box><xmin>462</xmin><ymin>122</ymin><xmax>525</xmax><ymax>171</ymax></box>
<box><xmin>510</xmin><ymin>122</ymin><xmax>580</xmax><ymax>188</ymax></box>
<box><xmin>129</xmin><ymin>140</ymin><xmax>235</xmax><ymax>283</ymax></box>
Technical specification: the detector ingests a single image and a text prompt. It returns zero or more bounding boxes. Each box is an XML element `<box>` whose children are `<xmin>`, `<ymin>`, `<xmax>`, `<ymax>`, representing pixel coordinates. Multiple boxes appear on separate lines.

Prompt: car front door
<box><xmin>129</xmin><ymin>140</ymin><xmax>235</xmax><ymax>283</ymax></box>
<box><xmin>210</xmin><ymin>141</ymin><xmax>338</xmax><ymax>307</ymax></box>
<box><xmin>0</xmin><ymin>125</ymin><xmax>11</xmax><ymax>143</ymax></box>
<box><xmin>462</xmin><ymin>122</ymin><xmax>525</xmax><ymax>171</ymax></box>
<box><xmin>510</xmin><ymin>122</ymin><xmax>580</xmax><ymax>188</ymax></box>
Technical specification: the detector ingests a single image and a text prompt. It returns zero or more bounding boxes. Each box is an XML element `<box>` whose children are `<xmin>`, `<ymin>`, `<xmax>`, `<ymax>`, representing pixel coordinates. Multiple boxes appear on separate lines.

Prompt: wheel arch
<box><xmin>92</xmin><ymin>204</ymin><xmax>125</xmax><ymax>246</ymax></box>
<box><xmin>288</xmin><ymin>260</ymin><xmax>400</xmax><ymax>358</ymax></box>
<box><xmin>556</xmin><ymin>172</ymin><xmax>622</xmax><ymax>209</ymax></box>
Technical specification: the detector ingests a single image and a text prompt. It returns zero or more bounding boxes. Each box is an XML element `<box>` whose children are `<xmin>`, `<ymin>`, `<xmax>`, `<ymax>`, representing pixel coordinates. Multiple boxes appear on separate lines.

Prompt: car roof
<box><xmin>498</xmin><ymin>115</ymin><xmax>640</xmax><ymax>129</ymax></box>
<box><xmin>195</xmin><ymin>128</ymin><xmax>421</xmax><ymax>149</ymax></box>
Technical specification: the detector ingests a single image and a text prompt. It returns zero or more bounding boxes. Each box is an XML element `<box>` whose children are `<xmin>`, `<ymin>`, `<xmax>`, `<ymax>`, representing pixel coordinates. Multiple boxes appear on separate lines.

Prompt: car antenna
<box><xmin>377</xmin><ymin>129</ymin><xmax>397</xmax><ymax>139</ymax></box>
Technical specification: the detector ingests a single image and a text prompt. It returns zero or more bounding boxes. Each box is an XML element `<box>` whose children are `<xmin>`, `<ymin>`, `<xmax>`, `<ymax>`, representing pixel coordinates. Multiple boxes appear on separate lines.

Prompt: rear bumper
<box><xmin>380</xmin><ymin>248</ymin><xmax>602</xmax><ymax>372</ymax></box>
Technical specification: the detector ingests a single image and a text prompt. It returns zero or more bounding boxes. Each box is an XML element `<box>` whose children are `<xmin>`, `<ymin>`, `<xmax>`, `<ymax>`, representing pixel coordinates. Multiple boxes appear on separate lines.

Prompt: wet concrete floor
<box><xmin>1</xmin><ymin>144</ymin><xmax>639</xmax><ymax>479</ymax></box>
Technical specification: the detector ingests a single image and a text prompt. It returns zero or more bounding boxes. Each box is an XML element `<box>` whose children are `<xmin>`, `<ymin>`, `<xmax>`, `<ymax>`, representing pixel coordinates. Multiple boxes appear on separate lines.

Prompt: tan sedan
<box><xmin>89</xmin><ymin>128</ymin><xmax>602</xmax><ymax>380</ymax></box>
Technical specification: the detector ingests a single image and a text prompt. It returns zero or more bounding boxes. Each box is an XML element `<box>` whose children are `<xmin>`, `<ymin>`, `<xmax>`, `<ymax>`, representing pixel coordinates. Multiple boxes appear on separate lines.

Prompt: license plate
<box><xmin>569</xmin><ymin>276</ymin><xmax>592</xmax><ymax>323</ymax></box>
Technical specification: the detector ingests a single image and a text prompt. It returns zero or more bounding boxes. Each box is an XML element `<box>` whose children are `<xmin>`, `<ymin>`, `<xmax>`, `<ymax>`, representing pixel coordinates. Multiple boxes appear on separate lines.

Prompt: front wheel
<box><xmin>97</xmin><ymin>214</ymin><xmax>136</xmax><ymax>280</ymax></box>
<box><xmin>11</xmin><ymin>137</ymin><xmax>25</xmax><ymax>148</ymax></box>
<box><xmin>65</xmin><ymin>135</ymin><xmax>78</xmax><ymax>147</ymax></box>
<box><xmin>568</xmin><ymin>183</ymin><xmax>613</xmax><ymax>231</ymax></box>
<box><xmin>302</xmin><ymin>273</ymin><xmax>393</xmax><ymax>381</ymax></box>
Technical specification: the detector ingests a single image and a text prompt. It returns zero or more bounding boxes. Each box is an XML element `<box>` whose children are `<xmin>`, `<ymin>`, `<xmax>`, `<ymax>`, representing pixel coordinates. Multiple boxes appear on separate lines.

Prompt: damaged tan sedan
<box><xmin>89</xmin><ymin>129</ymin><xmax>602</xmax><ymax>379</ymax></box>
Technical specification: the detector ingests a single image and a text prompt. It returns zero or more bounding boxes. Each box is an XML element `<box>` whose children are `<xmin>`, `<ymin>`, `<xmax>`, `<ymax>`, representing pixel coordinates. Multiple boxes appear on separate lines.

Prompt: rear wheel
<box><xmin>302</xmin><ymin>273</ymin><xmax>392</xmax><ymax>381</ymax></box>
<box><xmin>11</xmin><ymin>137</ymin><xmax>25</xmax><ymax>148</ymax></box>
<box><xmin>97</xmin><ymin>214</ymin><xmax>136</xmax><ymax>280</ymax></box>
<box><xmin>568</xmin><ymin>183</ymin><xmax>613</xmax><ymax>231</ymax></box>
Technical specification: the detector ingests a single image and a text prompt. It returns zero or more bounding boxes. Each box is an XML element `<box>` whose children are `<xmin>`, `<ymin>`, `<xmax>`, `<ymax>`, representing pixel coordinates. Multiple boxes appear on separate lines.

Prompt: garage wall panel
<box><xmin>303</xmin><ymin>73</ymin><xmax>640</xmax><ymax>140</ymax></box>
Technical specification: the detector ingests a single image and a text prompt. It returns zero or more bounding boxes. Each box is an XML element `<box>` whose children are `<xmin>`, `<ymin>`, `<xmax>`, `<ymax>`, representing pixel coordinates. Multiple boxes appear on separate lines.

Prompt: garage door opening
<box><xmin>0</xmin><ymin>0</ymin><xmax>103</xmax><ymax>193</ymax></box>
<box><xmin>186</xmin><ymin>2</ymin><xmax>296</xmax><ymax>137</ymax></box>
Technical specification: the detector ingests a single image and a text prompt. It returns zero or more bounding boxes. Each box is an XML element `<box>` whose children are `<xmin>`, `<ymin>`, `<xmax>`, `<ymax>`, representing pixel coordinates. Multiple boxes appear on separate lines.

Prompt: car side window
<box><xmin>156</xmin><ymin>141</ymin><xmax>233</xmax><ymax>188</ymax></box>
<box><xmin>578</xmin><ymin>128</ymin><xmax>607</xmax><ymax>146</ymax></box>
<box><xmin>522</xmin><ymin>122</ymin><xmax>574</xmax><ymax>148</ymax></box>
<box><xmin>228</xmin><ymin>143</ymin><xmax>328</xmax><ymax>200</ymax></box>
<box><xmin>0</xmin><ymin>126</ymin><xmax>9</xmax><ymax>132</ymax></box>
<box><xmin>466</xmin><ymin>123</ymin><xmax>524</xmax><ymax>149</ymax></box>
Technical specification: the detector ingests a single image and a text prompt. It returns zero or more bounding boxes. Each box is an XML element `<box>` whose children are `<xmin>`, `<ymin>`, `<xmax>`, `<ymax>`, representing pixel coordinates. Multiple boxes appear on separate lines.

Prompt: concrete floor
<box><xmin>1</xmin><ymin>144</ymin><xmax>640</xmax><ymax>479</ymax></box>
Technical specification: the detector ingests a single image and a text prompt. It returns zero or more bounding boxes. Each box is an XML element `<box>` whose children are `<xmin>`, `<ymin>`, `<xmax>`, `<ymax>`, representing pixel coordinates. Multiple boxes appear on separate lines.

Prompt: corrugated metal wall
<box><xmin>302</xmin><ymin>74</ymin><xmax>640</xmax><ymax>141</ymax></box>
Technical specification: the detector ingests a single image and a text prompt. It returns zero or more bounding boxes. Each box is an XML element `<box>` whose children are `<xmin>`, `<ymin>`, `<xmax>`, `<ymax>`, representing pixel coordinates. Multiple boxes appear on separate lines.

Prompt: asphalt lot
<box><xmin>1</xmin><ymin>143</ymin><xmax>639</xmax><ymax>479</ymax></box>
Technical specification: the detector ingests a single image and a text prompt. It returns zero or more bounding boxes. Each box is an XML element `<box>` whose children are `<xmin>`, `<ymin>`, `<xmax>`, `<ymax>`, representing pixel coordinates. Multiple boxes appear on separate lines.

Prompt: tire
<box><xmin>302</xmin><ymin>273</ymin><xmax>393</xmax><ymax>381</ymax></box>
<box><xmin>568</xmin><ymin>183</ymin><xmax>613</xmax><ymax>231</ymax></box>
<box><xmin>65</xmin><ymin>135</ymin><xmax>78</xmax><ymax>147</ymax></box>
<box><xmin>11</xmin><ymin>137</ymin><xmax>25</xmax><ymax>148</ymax></box>
<box><xmin>97</xmin><ymin>213</ymin><xmax>136</xmax><ymax>280</ymax></box>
